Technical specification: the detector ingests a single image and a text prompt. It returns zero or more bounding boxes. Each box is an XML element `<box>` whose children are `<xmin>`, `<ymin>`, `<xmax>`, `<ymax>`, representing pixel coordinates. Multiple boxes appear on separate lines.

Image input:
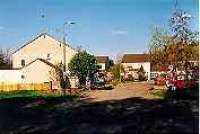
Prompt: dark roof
<box><xmin>122</xmin><ymin>54</ymin><xmax>149</xmax><ymax>63</ymax></box>
<box><xmin>22</xmin><ymin>58</ymin><xmax>56</xmax><ymax>69</ymax></box>
<box><xmin>12</xmin><ymin>32</ymin><xmax>76</xmax><ymax>54</ymax></box>
<box><xmin>96</xmin><ymin>56</ymin><xmax>109</xmax><ymax>63</ymax></box>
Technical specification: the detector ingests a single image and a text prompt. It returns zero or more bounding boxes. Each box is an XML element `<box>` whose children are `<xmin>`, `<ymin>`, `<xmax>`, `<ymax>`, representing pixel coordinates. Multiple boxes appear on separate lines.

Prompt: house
<box><xmin>96</xmin><ymin>56</ymin><xmax>110</xmax><ymax>71</ymax></box>
<box><xmin>20</xmin><ymin>58</ymin><xmax>56</xmax><ymax>83</ymax></box>
<box><xmin>12</xmin><ymin>33</ymin><xmax>78</xmax><ymax>87</ymax></box>
<box><xmin>13</xmin><ymin>33</ymin><xmax>77</xmax><ymax>69</ymax></box>
<box><xmin>121</xmin><ymin>54</ymin><xmax>151</xmax><ymax>80</ymax></box>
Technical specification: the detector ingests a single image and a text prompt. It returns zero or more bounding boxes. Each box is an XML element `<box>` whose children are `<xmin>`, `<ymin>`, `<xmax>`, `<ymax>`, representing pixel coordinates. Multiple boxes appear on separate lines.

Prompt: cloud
<box><xmin>111</xmin><ymin>29</ymin><xmax>128</xmax><ymax>35</ymax></box>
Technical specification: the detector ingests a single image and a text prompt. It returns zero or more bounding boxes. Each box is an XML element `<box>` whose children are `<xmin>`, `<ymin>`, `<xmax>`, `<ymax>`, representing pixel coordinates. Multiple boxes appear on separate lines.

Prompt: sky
<box><xmin>0</xmin><ymin>0</ymin><xmax>198</xmax><ymax>60</ymax></box>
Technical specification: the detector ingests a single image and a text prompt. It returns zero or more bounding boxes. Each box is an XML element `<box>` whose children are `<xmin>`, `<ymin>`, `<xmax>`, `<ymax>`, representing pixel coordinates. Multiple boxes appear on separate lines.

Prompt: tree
<box><xmin>149</xmin><ymin>8</ymin><xmax>199</xmax><ymax>72</ymax></box>
<box><xmin>0</xmin><ymin>49</ymin><xmax>12</xmax><ymax>69</ymax></box>
<box><xmin>149</xmin><ymin>26</ymin><xmax>171</xmax><ymax>71</ymax></box>
<box><xmin>108</xmin><ymin>59</ymin><xmax>114</xmax><ymax>67</ymax></box>
<box><xmin>109</xmin><ymin>64</ymin><xmax>124</xmax><ymax>80</ymax></box>
<box><xmin>49</xmin><ymin>63</ymin><xmax>71</xmax><ymax>94</ymax></box>
<box><xmin>138</xmin><ymin>65</ymin><xmax>146</xmax><ymax>81</ymax></box>
<box><xmin>68</xmin><ymin>50</ymin><xmax>96</xmax><ymax>86</ymax></box>
<box><xmin>138</xmin><ymin>65</ymin><xmax>145</xmax><ymax>73</ymax></box>
<box><xmin>169</xmin><ymin>9</ymin><xmax>199</xmax><ymax>70</ymax></box>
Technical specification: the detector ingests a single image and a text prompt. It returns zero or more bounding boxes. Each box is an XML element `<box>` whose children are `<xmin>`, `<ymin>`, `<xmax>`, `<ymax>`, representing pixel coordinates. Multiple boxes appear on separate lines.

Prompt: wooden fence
<box><xmin>0</xmin><ymin>82</ymin><xmax>52</xmax><ymax>91</ymax></box>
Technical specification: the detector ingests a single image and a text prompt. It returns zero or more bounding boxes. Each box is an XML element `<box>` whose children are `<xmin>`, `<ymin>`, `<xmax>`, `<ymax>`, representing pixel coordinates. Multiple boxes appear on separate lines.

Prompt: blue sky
<box><xmin>0</xmin><ymin>0</ymin><xmax>198</xmax><ymax>60</ymax></box>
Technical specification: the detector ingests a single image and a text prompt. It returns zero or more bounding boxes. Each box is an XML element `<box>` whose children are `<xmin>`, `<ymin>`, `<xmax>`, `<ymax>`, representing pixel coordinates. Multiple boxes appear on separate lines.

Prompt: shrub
<box><xmin>109</xmin><ymin>64</ymin><xmax>124</xmax><ymax>80</ymax></box>
<box><xmin>68</xmin><ymin>50</ymin><xmax>97</xmax><ymax>86</ymax></box>
<box><xmin>112</xmin><ymin>80</ymin><xmax>120</xmax><ymax>87</ymax></box>
<box><xmin>160</xmin><ymin>73</ymin><xmax>167</xmax><ymax>77</ymax></box>
<box><xmin>138</xmin><ymin>65</ymin><xmax>146</xmax><ymax>81</ymax></box>
<box><xmin>138</xmin><ymin>72</ymin><xmax>146</xmax><ymax>81</ymax></box>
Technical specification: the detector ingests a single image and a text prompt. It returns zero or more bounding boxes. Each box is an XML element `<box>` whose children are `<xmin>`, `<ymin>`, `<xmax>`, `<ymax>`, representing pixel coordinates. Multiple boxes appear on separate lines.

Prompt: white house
<box><xmin>121</xmin><ymin>54</ymin><xmax>151</xmax><ymax>80</ymax></box>
<box><xmin>96</xmin><ymin>56</ymin><xmax>110</xmax><ymax>71</ymax></box>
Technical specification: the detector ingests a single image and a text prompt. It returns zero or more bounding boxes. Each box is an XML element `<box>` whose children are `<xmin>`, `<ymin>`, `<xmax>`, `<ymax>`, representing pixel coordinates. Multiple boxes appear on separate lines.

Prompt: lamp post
<box><xmin>62</xmin><ymin>21</ymin><xmax>75</xmax><ymax>72</ymax></box>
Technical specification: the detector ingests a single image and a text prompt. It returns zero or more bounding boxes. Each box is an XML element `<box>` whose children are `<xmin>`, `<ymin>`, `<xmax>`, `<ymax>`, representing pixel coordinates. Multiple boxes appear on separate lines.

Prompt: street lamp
<box><xmin>62</xmin><ymin>21</ymin><xmax>76</xmax><ymax>72</ymax></box>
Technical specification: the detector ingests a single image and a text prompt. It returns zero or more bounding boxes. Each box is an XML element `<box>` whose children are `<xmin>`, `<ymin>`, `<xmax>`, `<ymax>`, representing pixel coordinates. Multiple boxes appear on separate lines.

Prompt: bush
<box><xmin>112</xmin><ymin>80</ymin><xmax>120</xmax><ymax>87</ymax></box>
<box><xmin>138</xmin><ymin>72</ymin><xmax>146</xmax><ymax>81</ymax></box>
<box><xmin>68</xmin><ymin>51</ymin><xmax>97</xmax><ymax>85</ymax></box>
<box><xmin>109</xmin><ymin>64</ymin><xmax>124</xmax><ymax>80</ymax></box>
<box><xmin>160</xmin><ymin>73</ymin><xmax>166</xmax><ymax>77</ymax></box>
<box><xmin>138</xmin><ymin>65</ymin><xmax>146</xmax><ymax>81</ymax></box>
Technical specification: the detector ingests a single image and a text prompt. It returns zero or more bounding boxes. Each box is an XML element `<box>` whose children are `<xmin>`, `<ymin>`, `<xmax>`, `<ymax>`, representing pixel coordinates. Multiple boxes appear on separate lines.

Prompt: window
<box><xmin>21</xmin><ymin>75</ymin><xmax>25</xmax><ymax>79</ymax></box>
<box><xmin>97</xmin><ymin>65</ymin><xmax>102</xmax><ymax>70</ymax></box>
<box><xmin>21</xmin><ymin>59</ymin><xmax>25</xmax><ymax>66</ymax></box>
<box><xmin>47</xmin><ymin>53</ymin><xmax>51</xmax><ymax>60</ymax></box>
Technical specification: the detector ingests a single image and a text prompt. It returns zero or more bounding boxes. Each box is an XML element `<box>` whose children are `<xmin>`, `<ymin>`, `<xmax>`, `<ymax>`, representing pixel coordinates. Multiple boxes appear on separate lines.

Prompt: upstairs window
<box><xmin>47</xmin><ymin>53</ymin><xmax>51</xmax><ymax>60</ymax></box>
<box><xmin>21</xmin><ymin>75</ymin><xmax>25</xmax><ymax>79</ymax></box>
<box><xmin>21</xmin><ymin>59</ymin><xmax>25</xmax><ymax>66</ymax></box>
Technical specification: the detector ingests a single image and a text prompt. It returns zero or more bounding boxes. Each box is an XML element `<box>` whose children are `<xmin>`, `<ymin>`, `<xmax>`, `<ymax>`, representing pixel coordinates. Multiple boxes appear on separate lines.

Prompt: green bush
<box><xmin>138</xmin><ymin>72</ymin><xmax>146</xmax><ymax>81</ymax></box>
<box><xmin>138</xmin><ymin>65</ymin><xmax>146</xmax><ymax>81</ymax></box>
<box><xmin>68</xmin><ymin>50</ymin><xmax>97</xmax><ymax>85</ymax></box>
<box><xmin>160</xmin><ymin>73</ymin><xmax>166</xmax><ymax>77</ymax></box>
<box><xmin>112</xmin><ymin>80</ymin><xmax>120</xmax><ymax>87</ymax></box>
<box><xmin>109</xmin><ymin>64</ymin><xmax>124</xmax><ymax>80</ymax></box>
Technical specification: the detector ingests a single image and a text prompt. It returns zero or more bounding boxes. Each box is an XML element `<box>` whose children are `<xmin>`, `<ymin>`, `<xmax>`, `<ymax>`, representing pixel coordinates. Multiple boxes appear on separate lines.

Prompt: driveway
<box><xmin>83</xmin><ymin>82</ymin><xmax>154</xmax><ymax>102</ymax></box>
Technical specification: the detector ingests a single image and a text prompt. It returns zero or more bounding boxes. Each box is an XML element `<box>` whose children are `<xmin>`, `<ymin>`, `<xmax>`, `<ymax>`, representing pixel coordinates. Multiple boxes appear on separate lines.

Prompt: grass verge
<box><xmin>0</xmin><ymin>90</ymin><xmax>79</xmax><ymax>101</ymax></box>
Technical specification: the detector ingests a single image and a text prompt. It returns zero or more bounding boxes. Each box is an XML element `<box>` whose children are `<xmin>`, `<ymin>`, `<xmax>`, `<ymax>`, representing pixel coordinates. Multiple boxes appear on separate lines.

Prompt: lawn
<box><xmin>0</xmin><ymin>90</ymin><xmax>79</xmax><ymax>101</ymax></box>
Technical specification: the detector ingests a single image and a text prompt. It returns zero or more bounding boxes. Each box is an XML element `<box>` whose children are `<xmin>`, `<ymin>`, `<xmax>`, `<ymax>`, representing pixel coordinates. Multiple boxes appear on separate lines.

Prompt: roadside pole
<box><xmin>119</xmin><ymin>62</ymin><xmax>121</xmax><ymax>83</ymax></box>
<box><xmin>62</xmin><ymin>21</ymin><xmax>75</xmax><ymax>96</ymax></box>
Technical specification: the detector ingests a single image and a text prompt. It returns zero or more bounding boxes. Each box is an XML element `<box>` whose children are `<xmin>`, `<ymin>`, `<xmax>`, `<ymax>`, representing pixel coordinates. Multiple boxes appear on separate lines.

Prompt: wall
<box><xmin>0</xmin><ymin>70</ymin><xmax>22</xmax><ymax>84</ymax></box>
<box><xmin>21</xmin><ymin>60</ymin><xmax>53</xmax><ymax>83</ymax></box>
<box><xmin>122</xmin><ymin>62</ymin><xmax>151</xmax><ymax>80</ymax></box>
<box><xmin>0</xmin><ymin>83</ymin><xmax>51</xmax><ymax>91</ymax></box>
<box><xmin>13</xmin><ymin>34</ymin><xmax>77</xmax><ymax>69</ymax></box>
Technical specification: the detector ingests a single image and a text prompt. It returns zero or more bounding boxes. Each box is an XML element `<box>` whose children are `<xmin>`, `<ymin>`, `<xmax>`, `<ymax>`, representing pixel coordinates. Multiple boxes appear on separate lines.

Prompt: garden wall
<box><xmin>0</xmin><ymin>70</ymin><xmax>51</xmax><ymax>91</ymax></box>
<box><xmin>0</xmin><ymin>83</ymin><xmax>51</xmax><ymax>91</ymax></box>
<box><xmin>0</xmin><ymin>70</ymin><xmax>22</xmax><ymax>84</ymax></box>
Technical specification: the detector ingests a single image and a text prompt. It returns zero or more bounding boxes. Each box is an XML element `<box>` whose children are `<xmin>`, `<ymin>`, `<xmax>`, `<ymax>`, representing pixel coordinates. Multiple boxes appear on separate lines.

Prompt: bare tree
<box><xmin>0</xmin><ymin>48</ymin><xmax>12</xmax><ymax>69</ymax></box>
<box><xmin>49</xmin><ymin>63</ymin><xmax>71</xmax><ymax>95</ymax></box>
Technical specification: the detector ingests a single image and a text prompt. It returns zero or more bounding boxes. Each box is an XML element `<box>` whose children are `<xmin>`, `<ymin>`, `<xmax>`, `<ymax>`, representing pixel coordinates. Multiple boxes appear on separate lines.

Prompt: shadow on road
<box><xmin>0</xmin><ymin>95</ymin><xmax>198</xmax><ymax>134</ymax></box>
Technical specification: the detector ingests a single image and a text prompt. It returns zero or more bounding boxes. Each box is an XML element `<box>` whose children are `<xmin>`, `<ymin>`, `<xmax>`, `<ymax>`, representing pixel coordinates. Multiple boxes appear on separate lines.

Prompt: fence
<box><xmin>0</xmin><ymin>82</ymin><xmax>52</xmax><ymax>91</ymax></box>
